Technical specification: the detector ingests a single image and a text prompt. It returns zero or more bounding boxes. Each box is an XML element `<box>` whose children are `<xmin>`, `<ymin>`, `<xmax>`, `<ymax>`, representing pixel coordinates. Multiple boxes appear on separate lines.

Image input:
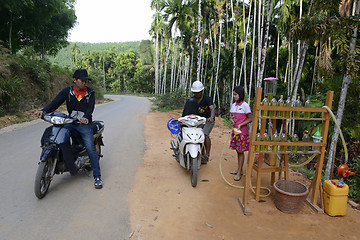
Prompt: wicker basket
<box><xmin>273</xmin><ymin>180</ymin><xmax>309</xmax><ymax>214</ymax></box>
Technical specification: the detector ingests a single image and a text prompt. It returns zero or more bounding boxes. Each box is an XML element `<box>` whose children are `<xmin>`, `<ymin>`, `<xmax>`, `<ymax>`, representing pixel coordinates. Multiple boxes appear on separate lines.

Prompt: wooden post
<box><xmin>305</xmin><ymin>91</ymin><xmax>334</xmax><ymax>213</ymax></box>
<box><xmin>239</xmin><ymin>87</ymin><xmax>262</xmax><ymax>215</ymax></box>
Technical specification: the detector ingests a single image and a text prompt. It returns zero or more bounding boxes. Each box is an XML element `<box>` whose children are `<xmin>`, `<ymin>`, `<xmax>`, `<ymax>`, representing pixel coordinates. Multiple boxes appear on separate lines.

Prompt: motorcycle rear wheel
<box><xmin>190</xmin><ymin>156</ymin><xmax>198</xmax><ymax>187</ymax></box>
<box><xmin>34</xmin><ymin>160</ymin><xmax>53</xmax><ymax>199</ymax></box>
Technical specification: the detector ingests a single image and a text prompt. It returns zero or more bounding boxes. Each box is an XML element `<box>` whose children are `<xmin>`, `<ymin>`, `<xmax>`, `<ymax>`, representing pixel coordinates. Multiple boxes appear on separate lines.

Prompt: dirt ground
<box><xmin>128</xmin><ymin>111</ymin><xmax>360</xmax><ymax>240</ymax></box>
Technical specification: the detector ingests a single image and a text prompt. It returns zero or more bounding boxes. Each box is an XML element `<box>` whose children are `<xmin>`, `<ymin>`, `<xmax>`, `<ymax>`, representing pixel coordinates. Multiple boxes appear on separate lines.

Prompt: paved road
<box><xmin>0</xmin><ymin>95</ymin><xmax>151</xmax><ymax>240</ymax></box>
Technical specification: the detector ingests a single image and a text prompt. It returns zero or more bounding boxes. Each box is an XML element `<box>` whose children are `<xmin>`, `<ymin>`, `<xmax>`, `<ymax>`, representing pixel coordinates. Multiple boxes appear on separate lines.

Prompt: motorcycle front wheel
<box><xmin>190</xmin><ymin>155</ymin><xmax>198</xmax><ymax>187</ymax></box>
<box><xmin>34</xmin><ymin>160</ymin><xmax>53</xmax><ymax>199</ymax></box>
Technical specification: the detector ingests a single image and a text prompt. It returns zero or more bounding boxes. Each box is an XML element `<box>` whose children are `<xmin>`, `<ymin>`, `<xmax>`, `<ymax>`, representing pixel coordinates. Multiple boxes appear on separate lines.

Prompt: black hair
<box><xmin>234</xmin><ymin>85</ymin><xmax>245</xmax><ymax>102</ymax></box>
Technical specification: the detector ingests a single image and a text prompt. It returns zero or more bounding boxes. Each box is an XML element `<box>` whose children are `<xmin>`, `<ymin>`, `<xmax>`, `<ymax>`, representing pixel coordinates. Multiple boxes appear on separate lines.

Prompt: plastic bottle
<box><xmin>294</xmin><ymin>96</ymin><xmax>303</xmax><ymax>118</ymax></box>
<box><xmin>291</xmin><ymin>133</ymin><xmax>299</xmax><ymax>152</ymax></box>
<box><xmin>261</xmin><ymin>94</ymin><xmax>269</xmax><ymax>117</ymax></box>
<box><xmin>262</xmin><ymin>129</ymin><xmax>269</xmax><ymax>152</ymax></box>
<box><xmin>285</xmin><ymin>97</ymin><xmax>292</xmax><ymax>118</ymax></box>
<box><xmin>279</xmin><ymin>132</ymin><xmax>287</xmax><ymax>152</ymax></box>
<box><xmin>271</xmin><ymin>130</ymin><xmax>279</xmax><ymax>152</ymax></box>
<box><xmin>255</xmin><ymin>132</ymin><xmax>261</xmax><ymax>152</ymax></box>
<box><xmin>312</xmin><ymin>127</ymin><xmax>322</xmax><ymax>152</ymax></box>
<box><xmin>302</xmin><ymin>130</ymin><xmax>311</xmax><ymax>153</ymax></box>
<box><xmin>277</xmin><ymin>95</ymin><xmax>284</xmax><ymax>117</ymax></box>
<box><xmin>304</xmin><ymin>96</ymin><xmax>312</xmax><ymax>118</ymax></box>
<box><xmin>270</xmin><ymin>95</ymin><xmax>277</xmax><ymax>117</ymax></box>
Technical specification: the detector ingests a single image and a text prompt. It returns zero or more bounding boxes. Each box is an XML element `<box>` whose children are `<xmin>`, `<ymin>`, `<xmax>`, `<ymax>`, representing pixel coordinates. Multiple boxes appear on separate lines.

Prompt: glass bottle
<box><xmin>262</xmin><ymin>129</ymin><xmax>269</xmax><ymax>152</ymax></box>
<box><xmin>279</xmin><ymin>132</ymin><xmax>287</xmax><ymax>152</ymax></box>
<box><xmin>269</xmin><ymin>95</ymin><xmax>277</xmax><ymax>117</ymax></box>
<box><xmin>255</xmin><ymin>132</ymin><xmax>261</xmax><ymax>152</ymax></box>
<box><xmin>302</xmin><ymin>130</ymin><xmax>311</xmax><ymax>153</ymax></box>
<box><xmin>261</xmin><ymin>94</ymin><xmax>269</xmax><ymax>117</ymax></box>
<box><xmin>291</xmin><ymin>133</ymin><xmax>299</xmax><ymax>152</ymax></box>
<box><xmin>294</xmin><ymin>96</ymin><xmax>303</xmax><ymax>118</ymax></box>
<box><xmin>272</xmin><ymin>130</ymin><xmax>279</xmax><ymax>152</ymax></box>
<box><xmin>277</xmin><ymin>95</ymin><xmax>284</xmax><ymax>117</ymax></box>
<box><xmin>285</xmin><ymin>97</ymin><xmax>292</xmax><ymax>118</ymax></box>
<box><xmin>304</xmin><ymin>96</ymin><xmax>312</xmax><ymax>118</ymax></box>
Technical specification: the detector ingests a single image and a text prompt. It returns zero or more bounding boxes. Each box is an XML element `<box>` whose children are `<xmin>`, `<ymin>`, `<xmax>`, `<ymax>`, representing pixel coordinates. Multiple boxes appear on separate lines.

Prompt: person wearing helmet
<box><xmin>182</xmin><ymin>81</ymin><xmax>215</xmax><ymax>164</ymax></box>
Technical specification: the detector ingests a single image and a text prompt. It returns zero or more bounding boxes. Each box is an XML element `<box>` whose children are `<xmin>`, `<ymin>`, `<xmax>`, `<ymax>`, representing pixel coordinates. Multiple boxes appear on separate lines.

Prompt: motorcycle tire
<box><xmin>190</xmin><ymin>156</ymin><xmax>198</xmax><ymax>187</ymax></box>
<box><xmin>34</xmin><ymin>160</ymin><xmax>53</xmax><ymax>199</ymax></box>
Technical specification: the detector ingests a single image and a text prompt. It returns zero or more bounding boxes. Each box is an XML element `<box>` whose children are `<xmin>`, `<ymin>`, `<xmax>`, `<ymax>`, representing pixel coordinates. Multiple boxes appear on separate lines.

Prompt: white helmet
<box><xmin>191</xmin><ymin>81</ymin><xmax>204</xmax><ymax>92</ymax></box>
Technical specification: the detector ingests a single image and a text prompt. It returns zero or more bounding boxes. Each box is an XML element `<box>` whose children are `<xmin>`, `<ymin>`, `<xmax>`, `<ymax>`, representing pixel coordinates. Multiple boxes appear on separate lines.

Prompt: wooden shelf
<box><xmin>251</xmin><ymin>141</ymin><xmax>324</xmax><ymax>147</ymax></box>
<box><xmin>239</xmin><ymin>87</ymin><xmax>334</xmax><ymax>216</ymax></box>
<box><xmin>259</xmin><ymin>116</ymin><xmax>325</xmax><ymax>121</ymax></box>
<box><xmin>253</xmin><ymin>150</ymin><xmax>321</xmax><ymax>154</ymax></box>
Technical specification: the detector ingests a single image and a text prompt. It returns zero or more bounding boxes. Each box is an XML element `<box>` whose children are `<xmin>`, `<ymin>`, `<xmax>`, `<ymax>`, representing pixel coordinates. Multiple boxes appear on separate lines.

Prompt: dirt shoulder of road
<box><xmin>128</xmin><ymin>111</ymin><xmax>360</xmax><ymax>240</ymax></box>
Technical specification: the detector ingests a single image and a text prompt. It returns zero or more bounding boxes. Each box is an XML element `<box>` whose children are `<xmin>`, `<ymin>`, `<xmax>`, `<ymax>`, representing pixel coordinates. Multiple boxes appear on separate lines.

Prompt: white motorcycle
<box><xmin>169</xmin><ymin>114</ymin><xmax>206</xmax><ymax>187</ymax></box>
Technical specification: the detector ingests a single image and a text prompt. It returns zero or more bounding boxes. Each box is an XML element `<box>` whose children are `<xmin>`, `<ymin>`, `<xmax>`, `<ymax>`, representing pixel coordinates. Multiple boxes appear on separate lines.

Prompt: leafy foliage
<box><xmin>0</xmin><ymin>0</ymin><xmax>76</xmax><ymax>57</ymax></box>
<box><xmin>345</xmin><ymin>155</ymin><xmax>360</xmax><ymax>201</ymax></box>
<box><xmin>153</xmin><ymin>89</ymin><xmax>186</xmax><ymax>112</ymax></box>
<box><xmin>50</xmin><ymin>41</ymin><xmax>141</xmax><ymax>67</ymax></box>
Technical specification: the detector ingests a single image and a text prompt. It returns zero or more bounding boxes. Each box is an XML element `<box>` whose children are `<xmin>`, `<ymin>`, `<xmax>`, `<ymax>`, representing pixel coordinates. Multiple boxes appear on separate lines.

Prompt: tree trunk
<box><xmin>9</xmin><ymin>12</ymin><xmax>13</xmax><ymax>53</ymax></box>
<box><xmin>276</xmin><ymin>31</ymin><xmax>279</xmax><ymax>78</ymax></box>
<box><xmin>257</xmin><ymin>0</ymin><xmax>263</xmax><ymax>87</ymax></box>
<box><xmin>257</xmin><ymin>0</ymin><xmax>273</xmax><ymax>88</ymax></box>
<box><xmin>290</xmin><ymin>40</ymin><xmax>308</xmax><ymax>100</ymax></box>
<box><xmin>213</xmin><ymin>20</ymin><xmax>222</xmax><ymax>106</ymax></box>
<box><xmin>290</xmin><ymin>0</ymin><xmax>315</xmax><ymax>100</ymax></box>
<box><xmin>162</xmin><ymin>39</ymin><xmax>171</xmax><ymax>94</ymax></box>
<box><xmin>248</xmin><ymin>0</ymin><xmax>257</xmax><ymax>102</ymax></box>
<box><xmin>231</xmin><ymin>0</ymin><xmax>238</xmax><ymax>107</ymax></box>
<box><xmin>159</xmin><ymin>38</ymin><xmax>164</xmax><ymax>94</ymax></box>
<box><xmin>196</xmin><ymin>0</ymin><xmax>202</xmax><ymax>83</ymax></box>
<box><xmin>325</xmin><ymin>0</ymin><xmax>359</xmax><ymax>180</ymax></box>
<box><xmin>155</xmin><ymin>32</ymin><xmax>159</xmax><ymax>94</ymax></box>
<box><xmin>170</xmin><ymin>38</ymin><xmax>177</xmax><ymax>93</ymax></box>
<box><xmin>103</xmin><ymin>57</ymin><xmax>106</xmax><ymax>90</ymax></box>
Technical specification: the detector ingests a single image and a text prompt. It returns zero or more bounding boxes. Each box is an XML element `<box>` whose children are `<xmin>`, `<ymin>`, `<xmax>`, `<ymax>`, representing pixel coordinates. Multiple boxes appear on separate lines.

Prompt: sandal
<box><xmin>202</xmin><ymin>154</ymin><xmax>209</xmax><ymax>162</ymax></box>
<box><xmin>234</xmin><ymin>174</ymin><xmax>242</xmax><ymax>181</ymax></box>
<box><xmin>230</xmin><ymin>170</ymin><xmax>238</xmax><ymax>175</ymax></box>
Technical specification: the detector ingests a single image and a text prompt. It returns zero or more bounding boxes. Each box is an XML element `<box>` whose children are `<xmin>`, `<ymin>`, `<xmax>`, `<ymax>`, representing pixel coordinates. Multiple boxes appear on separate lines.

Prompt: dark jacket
<box><xmin>42</xmin><ymin>86</ymin><xmax>95</xmax><ymax>122</ymax></box>
<box><xmin>182</xmin><ymin>94</ymin><xmax>214</xmax><ymax>118</ymax></box>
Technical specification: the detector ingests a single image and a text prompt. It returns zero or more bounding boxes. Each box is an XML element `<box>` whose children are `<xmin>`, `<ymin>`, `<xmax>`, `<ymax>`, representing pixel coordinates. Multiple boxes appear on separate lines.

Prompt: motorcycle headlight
<box><xmin>50</xmin><ymin>116</ymin><xmax>66</xmax><ymax>124</ymax></box>
<box><xmin>187</xmin><ymin>119</ymin><xmax>198</xmax><ymax>127</ymax></box>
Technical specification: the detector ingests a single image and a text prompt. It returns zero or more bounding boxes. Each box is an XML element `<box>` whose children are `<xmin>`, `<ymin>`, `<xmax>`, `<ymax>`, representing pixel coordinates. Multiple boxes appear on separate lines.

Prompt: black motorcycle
<box><xmin>34</xmin><ymin>112</ymin><xmax>104</xmax><ymax>199</ymax></box>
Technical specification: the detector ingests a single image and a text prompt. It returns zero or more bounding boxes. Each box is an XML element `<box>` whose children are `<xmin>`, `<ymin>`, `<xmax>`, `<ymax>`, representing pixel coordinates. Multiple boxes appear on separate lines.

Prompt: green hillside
<box><xmin>50</xmin><ymin>41</ymin><xmax>141</xmax><ymax>67</ymax></box>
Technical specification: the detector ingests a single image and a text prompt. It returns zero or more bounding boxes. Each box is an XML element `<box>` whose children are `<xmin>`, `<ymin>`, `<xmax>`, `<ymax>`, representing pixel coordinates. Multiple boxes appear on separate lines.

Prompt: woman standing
<box><xmin>229</xmin><ymin>86</ymin><xmax>253</xmax><ymax>181</ymax></box>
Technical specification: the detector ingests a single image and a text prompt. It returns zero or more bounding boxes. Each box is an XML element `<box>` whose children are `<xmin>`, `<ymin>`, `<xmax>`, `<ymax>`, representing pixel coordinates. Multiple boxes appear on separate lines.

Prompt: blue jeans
<box><xmin>64</xmin><ymin>123</ymin><xmax>101</xmax><ymax>178</ymax></box>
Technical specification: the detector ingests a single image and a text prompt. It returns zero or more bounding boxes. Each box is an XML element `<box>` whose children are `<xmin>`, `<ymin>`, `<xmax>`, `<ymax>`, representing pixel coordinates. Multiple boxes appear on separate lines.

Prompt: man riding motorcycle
<box><xmin>182</xmin><ymin>81</ymin><xmax>215</xmax><ymax>164</ymax></box>
<box><xmin>34</xmin><ymin>69</ymin><xmax>103</xmax><ymax>189</ymax></box>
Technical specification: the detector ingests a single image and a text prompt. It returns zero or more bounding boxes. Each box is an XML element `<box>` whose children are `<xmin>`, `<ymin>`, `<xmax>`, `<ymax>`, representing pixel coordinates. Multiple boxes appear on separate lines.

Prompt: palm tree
<box><xmin>150</xmin><ymin>0</ymin><xmax>163</xmax><ymax>94</ymax></box>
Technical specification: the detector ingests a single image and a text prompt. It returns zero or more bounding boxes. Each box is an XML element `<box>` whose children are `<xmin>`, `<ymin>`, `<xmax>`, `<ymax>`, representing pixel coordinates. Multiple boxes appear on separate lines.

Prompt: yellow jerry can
<box><xmin>323</xmin><ymin>180</ymin><xmax>349</xmax><ymax>216</ymax></box>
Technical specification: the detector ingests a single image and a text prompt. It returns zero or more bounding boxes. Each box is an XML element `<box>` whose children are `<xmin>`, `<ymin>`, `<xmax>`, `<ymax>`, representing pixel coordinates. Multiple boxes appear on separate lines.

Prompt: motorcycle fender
<box><xmin>40</xmin><ymin>147</ymin><xmax>56</xmax><ymax>161</ymax></box>
<box><xmin>185</xmin><ymin>144</ymin><xmax>201</xmax><ymax>159</ymax></box>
